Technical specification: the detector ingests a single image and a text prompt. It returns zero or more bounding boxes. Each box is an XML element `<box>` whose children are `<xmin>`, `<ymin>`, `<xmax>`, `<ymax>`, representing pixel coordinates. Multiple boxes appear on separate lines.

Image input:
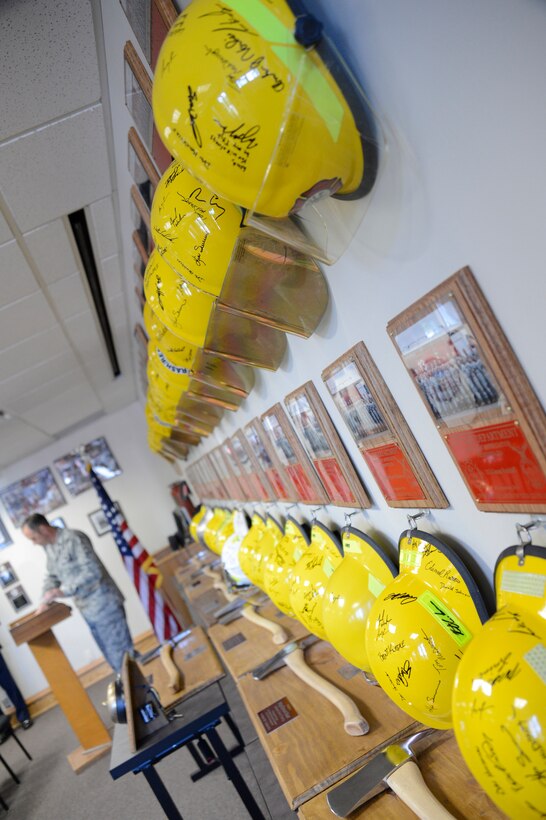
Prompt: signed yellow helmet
<box><xmin>153</xmin><ymin>0</ymin><xmax>377</xmax><ymax>217</ymax></box>
<box><xmin>364</xmin><ymin>529</ymin><xmax>489</xmax><ymax>730</ymax></box>
<box><xmin>239</xmin><ymin>515</ymin><xmax>283</xmax><ymax>590</ymax></box>
<box><xmin>452</xmin><ymin>546</ymin><xmax>546</xmax><ymax>818</ymax></box>
<box><xmin>262</xmin><ymin>516</ymin><xmax>310</xmax><ymax>616</ymax></box>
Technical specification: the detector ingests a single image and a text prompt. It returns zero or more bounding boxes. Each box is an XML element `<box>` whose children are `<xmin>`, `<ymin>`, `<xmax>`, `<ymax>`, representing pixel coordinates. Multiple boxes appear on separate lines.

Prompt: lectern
<box><xmin>9</xmin><ymin>602</ymin><xmax>112</xmax><ymax>773</ymax></box>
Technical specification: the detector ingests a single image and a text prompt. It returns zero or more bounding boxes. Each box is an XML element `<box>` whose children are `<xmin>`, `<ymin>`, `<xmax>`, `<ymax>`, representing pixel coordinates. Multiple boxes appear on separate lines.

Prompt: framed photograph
<box><xmin>244</xmin><ymin>419</ymin><xmax>296</xmax><ymax>503</ymax></box>
<box><xmin>0</xmin><ymin>467</ymin><xmax>65</xmax><ymax>528</ymax></box>
<box><xmin>6</xmin><ymin>584</ymin><xmax>30</xmax><ymax>613</ymax></box>
<box><xmin>88</xmin><ymin>503</ymin><xmax>122</xmax><ymax>537</ymax></box>
<box><xmin>230</xmin><ymin>431</ymin><xmax>274</xmax><ymax>502</ymax></box>
<box><xmin>54</xmin><ymin>437</ymin><xmax>122</xmax><ymax>497</ymax></box>
<box><xmin>387</xmin><ymin>266</ymin><xmax>546</xmax><ymax>511</ymax></box>
<box><xmin>322</xmin><ymin>342</ymin><xmax>448</xmax><ymax>508</ymax></box>
<box><xmin>120</xmin><ymin>0</ymin><xmax>179</xmax><ymax>71</ymax></box>
<box><xmin>209</xmin><ymin>447</ymin><xmax>243</xmax><ymax>502</ymax></box>
<box><xmin>50</xmin><ymin>517</ymin><xmax>66</xmax><ymax>529</ymax></box>
<box><xmin>261</xmin><ymin>404</ymin><xmax>329</xmax><ymax>505</ymax></box>
<box><xmin>219</xmin><ymin>441</ymin><xmax>250</xmax><ymax>503</ymax></box>
<box><xmin>284</xmin><ymin>382</ymin><xmax>371</xmax><ymax>508</ymax></box>
<box><xmin>0</xmin><ymin>517</ymin><xmax>12</xmax><ymax>549</ymax></box>
<box><xmin>124</xmin><ymin>41</ymin><xmax>172</xmax><ymax>174</ymax></box>
<box><xmin>0</xmin><ymin>562</ymin><xmax>17</xmax><ymax>589</ymax></box>
<box><xmin>128</xmin><ymin>127</ymin><xmax>159</xmax><ymax>210</ymax></box>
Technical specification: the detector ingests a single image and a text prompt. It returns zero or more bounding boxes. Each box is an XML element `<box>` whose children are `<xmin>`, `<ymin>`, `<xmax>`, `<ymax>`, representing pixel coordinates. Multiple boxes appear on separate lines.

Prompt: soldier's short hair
<box><xmin>22</xmin><ymin>513</ymin><xmax>50</xmax><ymax>531</ymax></box>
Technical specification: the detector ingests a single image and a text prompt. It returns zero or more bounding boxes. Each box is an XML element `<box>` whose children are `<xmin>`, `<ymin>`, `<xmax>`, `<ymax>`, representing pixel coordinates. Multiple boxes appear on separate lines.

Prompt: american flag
<box><xmin>88</xmin><ymin>467</ymin><xmax>180</xmax><ymax>642</ymax></box>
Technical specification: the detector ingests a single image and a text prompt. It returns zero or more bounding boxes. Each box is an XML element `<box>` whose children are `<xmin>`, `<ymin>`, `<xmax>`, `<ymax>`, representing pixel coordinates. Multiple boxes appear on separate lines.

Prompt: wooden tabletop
<box><xmin>297</xmin><ymin>730</ymin><xmax>505</xmax><ymax>819</ymax></box>
<box><xmin>208</xmin><ymin>601</ymin><xmax>311</xmax><ymax>679</ymax></box>
<box><xmin>138</xmin><ymin>626</ymin><xmax>224</xmax><ymax>709</ymax></box>
<box><xmin>237</xmin><ymin>639</ymin><xmax>418</xmax><ymax>810</ymax></box>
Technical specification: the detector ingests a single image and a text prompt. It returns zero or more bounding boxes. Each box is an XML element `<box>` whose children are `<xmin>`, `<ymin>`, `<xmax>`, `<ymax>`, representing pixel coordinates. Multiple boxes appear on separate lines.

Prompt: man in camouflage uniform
<box><xmin>22</xmin><ymin>514</ymin><xmax>134</xmax><ymax>674</ymax></box>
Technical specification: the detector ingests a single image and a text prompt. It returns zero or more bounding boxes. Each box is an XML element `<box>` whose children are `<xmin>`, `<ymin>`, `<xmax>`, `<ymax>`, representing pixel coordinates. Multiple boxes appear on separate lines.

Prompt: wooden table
<box><xmin>10</xmin><ymin>603</ymin><xmax>111</xmax><ymax>773</ymax></box>
<box><xmin>237</xmin><ymin>639</ymin><xmax>418</xmax><ymax>810</ymax></box>
<box><xmin>138</xmin><ymin>626</ymin><xmax>224</xmax><ymax>709</ymax></box>
<box><xmin>209</xmin><ymin>602</ymin><xmax>311</xmax><ymax>679</ymax></box>
<box><xmin>297</xmin><ymin>730</ymin><xmax>505</xmax><ymax>819</ymax></box>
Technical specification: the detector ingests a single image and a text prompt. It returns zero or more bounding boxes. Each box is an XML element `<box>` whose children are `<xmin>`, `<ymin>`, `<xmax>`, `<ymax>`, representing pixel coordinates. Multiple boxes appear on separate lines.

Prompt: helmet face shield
<box><xmin>153</xmin><ymin>0</ymin><xmax>378</xmax><ymax>217</ymax></box>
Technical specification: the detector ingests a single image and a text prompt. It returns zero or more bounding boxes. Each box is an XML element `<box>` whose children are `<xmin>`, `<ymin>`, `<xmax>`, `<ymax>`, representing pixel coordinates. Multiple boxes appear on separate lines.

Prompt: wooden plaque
<box><xmin>284</xmin><ymin>382</ymin><xmax>371</xmax><ymax>508</ymax></box>
<box><xmin>209</xmin><ymin>446</ymin><xmax>244</xmax><ymax>502</ymax></box>
<box><xmin>120</xmin><ymin>0</ymin><xmax>178</xmax><ymax>71</ymax></box>
<box><xmin>220</xmin><ymin>439</ymin><xmax>252</xmax><ymax>502</ymax></box>
<box><xmin>201</xmin><ymin>452</ymin><xmax>228</xmax><ymax>500</ymax></box>
<box><xmin>387</xmin><ymin>267</ymin><xmax>546</xmax><ymax>511</ymax></box>
<box><xmin>322</xmin><ymin>342</ymin><xmax>448</xmax><ymax>508</ymax></box>
<box><xmin>230</xmin><ymin>430</ymin><xmax>275</xmax><ymax>502</ymax></box>
<box><xmin>128</xmin><ymin>127</ymin><xmax>159</xmax><ymax>210</ymax></box>
<box><xmin>244</xmin><ymin>418</ymin><xmax>297</xmax><ymax>503</ymax></box>
<box><xmin>261</xmin><ymin>404</ymin><xmax>329</xmax><ymax>505</ymax></box>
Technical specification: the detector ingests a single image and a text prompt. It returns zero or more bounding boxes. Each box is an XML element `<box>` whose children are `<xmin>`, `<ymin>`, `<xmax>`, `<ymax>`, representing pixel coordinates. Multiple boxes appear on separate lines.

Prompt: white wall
<box><xmin>0</xmin><ymin>401</ymin><xmax>177</xmax><ymax>698</ymax></box>
<box><xmin>182</xmin><ymin>0</ymin><xmax>546</xmax><ymax>611</ymax></box>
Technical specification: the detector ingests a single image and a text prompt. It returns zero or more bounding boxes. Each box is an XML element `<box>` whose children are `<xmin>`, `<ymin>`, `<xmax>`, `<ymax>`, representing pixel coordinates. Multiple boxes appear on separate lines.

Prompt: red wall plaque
<box><xmin>363</xmin><ymin>442</ymin><xmax>427</xmax><ymax>502</ymax></box>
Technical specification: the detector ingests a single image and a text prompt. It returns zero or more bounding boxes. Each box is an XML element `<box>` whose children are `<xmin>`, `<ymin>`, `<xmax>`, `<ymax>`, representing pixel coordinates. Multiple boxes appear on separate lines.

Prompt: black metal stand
<box><xmin>142</xmin><ymin>765</ymin><xmax>183</xmax><ymax>820</ymax></box>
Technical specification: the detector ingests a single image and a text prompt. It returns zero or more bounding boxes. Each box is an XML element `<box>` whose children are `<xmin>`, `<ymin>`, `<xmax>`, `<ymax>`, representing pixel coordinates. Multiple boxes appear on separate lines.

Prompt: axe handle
<box><xmin>385</xmin><ymin>759</ymin><xmax>454</xmax><ymax>819</ymax></box>
<box><xmin>241</xmin><ymin>605</ymin><xmax>288</xmax><ymax>645</ymax></box>
<box><xmin>284</xmin><ymin>648</ymin><xmax>369</xmax><ymax>736</ymax></box>
<box><xmin>160</xmin><ymin>644</ymin><xmax>183</xmax><ymax>693</ymax></box>
<box><xmin>203</xmin><ymin>565</ymin><xmax>222</xmax><ymax>581</ymax></box>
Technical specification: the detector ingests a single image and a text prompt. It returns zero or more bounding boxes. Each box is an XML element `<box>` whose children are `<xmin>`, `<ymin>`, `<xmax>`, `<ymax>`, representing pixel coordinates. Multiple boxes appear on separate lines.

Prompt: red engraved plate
<box><xmin>313</xmin><ymin>457</ymin><xmax>356</xmax><ymax>504</ymax></box>
<box><xmin>248</xmin><ymin>472</ymin><xmax>268</xmax><ymax>502</ymax></box>
<box><xmin>266</xmin><ymin>468</ymin><xmax>290</xmax><ymax>500</ymax></box>
<box><xmin>286</xmin><ymin>464</ymin><xmax>315</xmax><ymax>502</ymax></box>
<box><xmin>363</xmin><ymin>442</ymin><xmax>427</xmax><ymax>502</ymax></box>
<box><xmin>445</xmin><ymin>420</ymin><xmax>546</xmax><ymax>504</ymax></box>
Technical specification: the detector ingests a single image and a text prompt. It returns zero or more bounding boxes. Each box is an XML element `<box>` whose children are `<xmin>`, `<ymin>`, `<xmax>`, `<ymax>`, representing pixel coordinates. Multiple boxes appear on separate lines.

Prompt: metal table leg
<box><xmin>141</xmin><ymin>764</ymin><xmax>184</xmax><ymax>820</ymax></box>
<box><xmin>205</xmin><ymin>726</ymin><xmax>266</xmax><ymax>820</ymax></box>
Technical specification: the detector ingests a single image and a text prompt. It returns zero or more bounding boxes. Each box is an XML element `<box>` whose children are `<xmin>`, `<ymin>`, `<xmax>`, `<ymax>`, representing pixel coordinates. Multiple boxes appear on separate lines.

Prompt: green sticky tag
<box><xmin>293</xmin><ymin>546</ymin><xmax>302</xmax><ymax>562</ymax></box>
<box><xmin>343</xmin><ymin>536</ymin><xmax>362</xmax><ymax>555</ymax></box>
<box><xmin>323</xmin><ymin>557</ymin><xmax>335</xmax><ymax>578</ymax></box>
<box><xmin>417</xmin><ymin>590</ymin><xmax>472</xmax><ymax>648</ymax></box>
<box><xmin>525</xmin><ymin>644</ymin><xmax>546</xmax><ymax>684</ymax></box>
<box><xmin>400</xmin><ymin>548</ymin><xmax>421</xmax><ymax>571</ymax></box>
<box><xmin>368</xmin><ymin>573</ymin><xmax>385</xmax><ymax>598</ymax></box>
<box><xmin>501</xmin><ymin>570</ymin><xmax>546</xmax><ymax>598</ymax></box>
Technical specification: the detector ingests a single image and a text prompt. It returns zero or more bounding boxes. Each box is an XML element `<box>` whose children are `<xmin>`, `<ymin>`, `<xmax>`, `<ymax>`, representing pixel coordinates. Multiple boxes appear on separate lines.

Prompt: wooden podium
<box><xmin>10</xmin><ymin>603</ymin><xmax>112</xmax><ymax>773</ymax></box>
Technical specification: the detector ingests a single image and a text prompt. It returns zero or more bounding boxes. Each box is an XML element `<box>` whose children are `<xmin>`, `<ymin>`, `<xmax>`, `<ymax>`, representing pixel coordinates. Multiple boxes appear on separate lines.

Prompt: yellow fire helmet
<box><xmin>237</xmin><ymin>512</ymin><xmax>267</xmax><ymax>584</ymax></box>
<box><xmin>322</xmin><ymin>527</ymin><xmax>397</xmax><ymax>674</ymax></box>
<box><xmin>203</xmin><ymin>506</ymin><xmax>230</xmax><ymax>554</ymax></box>
<box><xmin>452</xmin><ymin>545</ymin><xmax>546</xmax><ymax>818</ymax></box>
<box><xmin>239</xmin><ymin>514</ymin><xmax>283</xmax><ymax>590</ymax></box>
<box><xmin>151</xmin><ymin>160</ymin><xmax>328</xmax><ymax>336</ymax></box>
<box><xmin>213</xmin><ymin>508</ymin><xmax>235</xmax><ymax>556</ymax></box>
<box><xmin>221</xmin><ymin>510</ymin><xmax>252</xmax><ymax>587</ymax></box>
<box><xmin>364</xmin><ymin>529</ymin><xmax>489</xmax><ymax>730</ymax></box>
<box><xmin>152</xmin><ymin>0</ymin><xmax>378</xmax><ymax>217</ymax></box>
<box><xmin>144</xmin><ymin>249</ymin><xmax>287</xmax><ymax>371</ymax></box>
<box><xmin>262</xmin><ymin>516</ymin><xmax>311</xmax><ymax>616</ymax></box>
<box><xmin>290</xmin><ymin>521</ymin><xmax>344</xmax><ymax>639</ymax></box>
<box><xmin>189</xmin><ymin>506</ymin><xmax>207</xmax><ymax>543</ymax></box>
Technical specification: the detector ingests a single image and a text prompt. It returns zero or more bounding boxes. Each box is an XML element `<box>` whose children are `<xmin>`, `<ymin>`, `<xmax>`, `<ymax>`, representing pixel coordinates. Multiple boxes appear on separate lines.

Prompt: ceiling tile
<box><xmin>5</xmin><ymin>366</ymin><xmax>83</xmax><ymax>417</ymax></box>
<box><xmin>0</xmin><ymin>240</ymin><xmax>39</xmax><ymax>306</ymax></box>
<box><xmin>0</xmin><ymin>350</ymin><xmax>82</xmax><ymax>404</ymax></box>
<box><xmin>88</xmin><ymin>197</ymin><xmax>118</xmax><ymax>259</ymax></box>
<box><xmin>64</xmin><ymin>310</ymin><xmax>104</xmax><ymax>358</ymax></box>
<box><xmin>0</xmin><ymin>212</ymin><xmax>12</xmax><ymax>245</ymax></box>
<box><xmin>23</xmin><ymin>219</ymin><xmax>79</xmax><ymax>284</ymax></box>
<box><xmin>0</xmin><ymin>292</ymin><xmax>57</xmax><ymax>349</ymax></box>
<box><xmin>101</xmin><ymin>255</ymin><xmax>122</xmax><ymax>300</ymax></box>
<box><xmin>47</xmin><ymin>272</ymin><xmax>90</xmax><ymax>319</ymax></box>
<box><xmin>19</xmin><ymin>382</ymin><xmax>103</xmax><ymax>436</ymax></box>
<box><xmin>0</xmin><ymin>104</ymin><xmax>112</xmax><ymax>232</ymax></box>
<box><xmin>0</xmin><ymin>418</ymin><xmax>53</xmax><ymax>471</ymax></box>
<box><xmin>0</xmin><ymin>326</ymin><xmax>70</xmax><ymax>382</ymax></box>
<box><xmin>0</xmin><ymin>0</ymin><xmax>100</xmax><ymax>142</ymax></box>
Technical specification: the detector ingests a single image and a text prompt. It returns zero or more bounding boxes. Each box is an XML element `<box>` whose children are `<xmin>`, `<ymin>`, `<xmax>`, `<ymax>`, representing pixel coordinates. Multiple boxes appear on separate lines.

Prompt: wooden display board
<box><xmin>209</xmin><ymin>446</ymin><xmax>244</xmax><ymax>502</ymax></box>
<box><xmin>387</xmin><ymin>267</ymin><xmax>546</xmax><ymax>511</ymax></box>
<box><xmin>244</xmin><ymin>418</ymin><xmax>296</xmax><ymax>502</ymax></box>
<box><xmin>323</xmin><ymin>342</ymin><xmax>448</xmax><ymax>508</ymax></box>
<box><xmin>297</xmin><ymin>730</ymin><xmax>504</xmax><ymax>819</ymax></box>
<box><xmin>261</xmin><ymin>404</ymin><xmax>329</xmax><ymax>505</ymax></box>
<box><xmin>285</xmin><ymin>381</ymin><xmax>371</xmax><ymax>508</ymax></box>
<box><xmin>230</xmin><ymin>430</ymin><xmax>275</xmax><ymax>502</ymax></box>
<box><xmin>128</xmin><ymin>126</ymin><xmax>159</xmax><ymax>210</ymax></box>
<box><xmin>237</xmin><ymin>639</ymin><xmax>417</xmax><ymax>810</ymax></box>
<box><xmin>221</xmin><ymin>439</ymin><xmax>253</xmax><ymax>502</ymax></box>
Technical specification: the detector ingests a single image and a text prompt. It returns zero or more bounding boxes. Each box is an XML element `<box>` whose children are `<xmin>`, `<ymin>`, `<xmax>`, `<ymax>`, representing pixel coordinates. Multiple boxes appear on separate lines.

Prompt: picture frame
<box><xmin>6</xmin><ymin>584</ymin><xmax>30</xmax><ymax>613</ymax></box>
<box><xmin>50</xmin><ymin>517</ymin><xmax>66</xmax><ymax>529</ymax></box>
<box><xmin>88</xmin><ymin>503</ymin><xmax>122</xmax><ymax>537</ymax></box>
<box><xmin>244</xmin><ymin>419</ymin><xmax>296</xmax><ymax>503</ymax></box>
<box><xmin>387</xmin><ymin>266</ymin><xmax>546</xmax><ymax>511</ymax></box>
<box><xmin>230</xmin><ymin>431</ymin><xmax>274</xmax><ymax>502</ymax></box>
<box><xmin>322</xmin><ymin>342</ymin><xmax>448</xmax><ymax>508</ymax></box>
<box><xmin>124</xmin><ymin>41</ymin><xmax>172</xmax><ymax>174</ymax></box>
<box><xmin>0</xmin><ymin>562</ymin><xmax>18</xmax><ymax>589</ymax></box>
<box><xmin>128</xmin><ymin>127</ymin><xmax>159</xmax><ymax>210</ymax></box>
<box><xmin>0</xmin><ymin>517</ymin><xmax>12</xmax><ymax>549</ymax></box>
<box><xmin>120</xmin><ymin>0</ymin><xmax>179</xmax><ymax>71</ymax></box>
<box><xmin>219</xmin><ymin>441</ymin><xmax>250</xmax><ymax>503</ymax></box>
<box><xmin>54</xmin><ymin>437</ymin><xmax>122</xmax><ymax>497</ymax></box>
<box><xmin>261</xmin><ymin>403</ymin><xmax>329</xmax><ymax>505</ymax></box>
<box><xmin>284</xmin><ymin>382</ymin><xmax>372</xmax><ymax>508</ymax></box>
<box><xmin>208</xmin><ymin>447</ymin><xmax>242</xmax><ymax>502</ymax></box>
<box><xmin>0</xmin><ymin>467</ymin><xmax>65</xmax><ymax>528</ymax></box>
